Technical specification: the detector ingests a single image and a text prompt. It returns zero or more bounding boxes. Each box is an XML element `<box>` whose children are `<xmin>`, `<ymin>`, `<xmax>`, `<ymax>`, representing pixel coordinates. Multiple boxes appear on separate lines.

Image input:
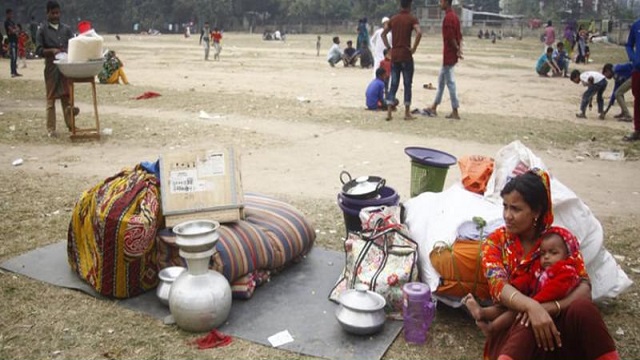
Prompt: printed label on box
<box><xmin>170</xmin><ymin>169</ymin><xmax>205</xmax><ymax>193</ymax></box>
<box><xmin>197</xmin><ymin>153</ymin><xmax>225</xmax><ymax>177</ymax></box>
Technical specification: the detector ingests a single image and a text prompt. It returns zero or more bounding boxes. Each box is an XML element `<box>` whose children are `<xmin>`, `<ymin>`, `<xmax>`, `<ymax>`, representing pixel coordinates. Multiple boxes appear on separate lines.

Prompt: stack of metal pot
<box><xmin>169</xmin><ymin>220</ymin><xmax>232</xmax><ymax>332</ymax></box>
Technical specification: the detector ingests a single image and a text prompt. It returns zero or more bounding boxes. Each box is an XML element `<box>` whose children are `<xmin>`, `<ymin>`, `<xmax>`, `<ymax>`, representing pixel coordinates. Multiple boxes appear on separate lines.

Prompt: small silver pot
<box><xmin>335</xmin><ymin>284</ymin><xmax>386</xmax><ymax>335</ymax></box>
<box><xmin>156</xmin><ymin>266</ymin><xmax>186</xmax><ymax>306</ymax></box>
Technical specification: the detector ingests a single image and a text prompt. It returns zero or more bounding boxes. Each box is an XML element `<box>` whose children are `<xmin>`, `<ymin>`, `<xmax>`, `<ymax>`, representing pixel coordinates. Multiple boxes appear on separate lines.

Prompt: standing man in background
<box><xmin>35</xmin><ymin>0</ymin><xmax>75</xmax><ymax>137</ymax></box>
<box><xmin>4</xmin><ymin>9</ymin><xmax>21</xmax><ymax>77</ymax></box>
<box><xmin>199</xmin><ymin>22</ymin><xmax>211</xmax><ymax>61</ymax></box>
<box><xmin>382</xmin><ymin>0</ymin><xmax>422</xmax><ymax>121</ymax></box>
<box><xmin>624</xmin><ymin>18</ymin><xmax>640</xmax><ymax>141</ymax></box>
<box><xmin>370</xmin><ymin>16</ymin><xmax>391</xmax><ymax>78</ymax></box>
<box><xmin>424</xmin><ymin>0</ymin><xmax>463</xmax><ymax>119</ymax></box>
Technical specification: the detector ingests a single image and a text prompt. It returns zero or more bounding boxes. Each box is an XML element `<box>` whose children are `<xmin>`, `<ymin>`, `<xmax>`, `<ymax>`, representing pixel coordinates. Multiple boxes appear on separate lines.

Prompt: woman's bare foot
<box><xmin>475</xmin><ymin>320</ymin><xmax>493</xmax><ymax>337</ymax></box>
<box><xmin>462</xmin><ymin>293</ymin><xmax>483</xmax><ymax>321</ymax></box>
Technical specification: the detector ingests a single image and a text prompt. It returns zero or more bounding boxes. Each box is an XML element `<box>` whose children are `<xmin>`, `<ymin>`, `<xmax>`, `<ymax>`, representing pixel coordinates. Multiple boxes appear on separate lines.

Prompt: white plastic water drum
<box><xmin>68</xmin><ymin>30</ymin><xmax>103</xmax><ymax>63</ymax></box>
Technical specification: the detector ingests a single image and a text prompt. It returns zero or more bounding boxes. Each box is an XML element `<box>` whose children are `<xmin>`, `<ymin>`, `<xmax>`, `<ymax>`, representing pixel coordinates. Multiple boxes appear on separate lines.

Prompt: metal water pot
<box><xmin>335</xmin><ymin>284</ymin><xmax>386</xmax><ymax>335</ymax></box>
<box><xmin>169</xmin><ymin>220</ymin><xmax>232</xmax><ymax>332</ymax></box>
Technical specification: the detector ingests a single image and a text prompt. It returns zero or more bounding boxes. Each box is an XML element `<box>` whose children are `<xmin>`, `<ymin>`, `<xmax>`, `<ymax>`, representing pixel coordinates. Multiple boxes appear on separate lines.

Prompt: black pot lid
<box><xmin>339</xmin><ymin>284</ymin><xmax>386</xmax><ymax>311</ymax></box>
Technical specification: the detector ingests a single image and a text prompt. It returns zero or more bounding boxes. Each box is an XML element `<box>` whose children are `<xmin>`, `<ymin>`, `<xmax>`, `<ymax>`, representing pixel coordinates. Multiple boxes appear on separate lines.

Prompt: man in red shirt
<box><xmin>381</xmin><ymin>0</ymin><xmax>422</xmax><ymax>121</ymax></box>
<box><xmin>425</xmin><ymin>0</ymin><xmax>463</xmax><ymax>119</ymax></box>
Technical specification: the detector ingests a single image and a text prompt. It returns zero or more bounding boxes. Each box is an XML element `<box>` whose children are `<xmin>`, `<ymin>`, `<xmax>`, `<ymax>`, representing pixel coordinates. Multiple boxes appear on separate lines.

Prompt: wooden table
<box><xmin>68</xmin><ymin>76</ymin><xmax>100</xmax><ymax>140</ymax></box>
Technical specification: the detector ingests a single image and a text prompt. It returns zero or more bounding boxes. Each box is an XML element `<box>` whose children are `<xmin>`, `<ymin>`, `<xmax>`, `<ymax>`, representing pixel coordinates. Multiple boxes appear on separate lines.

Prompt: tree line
<box><xmin>4</xmin><ymin>0</ymin><xmax>400</xmax><ymax>34</ymax></box>
<box><xmin>3</xmin><ymin>0</ymin><xmax>630</xmax><ymax>35</ymax></box>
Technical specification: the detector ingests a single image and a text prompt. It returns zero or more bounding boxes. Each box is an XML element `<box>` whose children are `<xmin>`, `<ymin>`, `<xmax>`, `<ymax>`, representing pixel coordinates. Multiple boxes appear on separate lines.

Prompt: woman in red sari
<box><xmin>481</xmin><ymin>168</ymin><xmax>618</xmax><ymax>360</ymax></box>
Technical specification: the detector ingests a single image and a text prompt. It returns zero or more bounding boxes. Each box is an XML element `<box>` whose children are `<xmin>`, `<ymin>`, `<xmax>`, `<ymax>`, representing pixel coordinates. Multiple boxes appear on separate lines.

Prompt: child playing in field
<box><xmin>463</xmin><ymin>232</ymin><xmax>581</xmax><ymax>336</ymax></box>
<box><xmin>316</xmin><ymin>35</ymin><xmax>321</xmax><ymax>57</ymax></box>
<box><xmin>536</xmin><ymin>47</ymin><xmax>561</xmax><ymax>77</ymax></box>
<box><xmin>211</xmin><ymin>28</ymin><xmax>222</xmax><ymax>61</ymax></box>
<box><xmin>552</xmin><ymin>42</ymin><xmax>570</xmax><ymax>77</ymax></box>
<box><xmin>571</xmin><ymin>67</ymin><xmax>608</xmax><ymax>119</ymax></box>
<box><xmin>379</xmin><ymin>48</ymin><xmax>391</xmax><ymax>99</ymax></box>
<box><xmin>17</xmin><ymin>24</ymin><xmax>28</xmax><ymax>68</ymax></box>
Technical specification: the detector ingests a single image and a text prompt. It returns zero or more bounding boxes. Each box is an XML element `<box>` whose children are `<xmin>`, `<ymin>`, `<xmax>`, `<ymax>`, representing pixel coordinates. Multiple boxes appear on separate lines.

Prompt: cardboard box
<box><xmin>160</xmin><ymin>146</ymin><xmax>244</xmax><ymax>227</ymax></box>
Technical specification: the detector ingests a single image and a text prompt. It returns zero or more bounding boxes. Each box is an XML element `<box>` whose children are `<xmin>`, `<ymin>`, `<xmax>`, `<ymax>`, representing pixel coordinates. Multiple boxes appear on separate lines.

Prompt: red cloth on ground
<box><xmin>190</xmin><ymin>329</ymin><xmax>232</xmax><ymax>349</ymax></box>
<box><xmin>133</xmin><ymin>91</ymin><xmax>161</xmax><ymax>100</ymax></box>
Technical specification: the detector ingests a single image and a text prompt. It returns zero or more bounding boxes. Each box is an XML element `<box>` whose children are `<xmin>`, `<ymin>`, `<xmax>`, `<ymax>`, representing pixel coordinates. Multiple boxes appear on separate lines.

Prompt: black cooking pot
<box><xmin>340</xmin><ymin>171</ymin><xmax>386</xmax><ymax>200</ymax></box>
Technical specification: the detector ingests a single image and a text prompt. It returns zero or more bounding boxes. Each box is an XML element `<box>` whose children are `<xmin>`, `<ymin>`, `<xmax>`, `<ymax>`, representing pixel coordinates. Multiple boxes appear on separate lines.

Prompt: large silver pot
<box><xmin>169</xmin><ymin>220</ymin><xmax>232</xmax><ymax>332</ymax></box>
<box><xmin>335</xmin><ymin>284</ymin><xmax>386</xmax><ymax>335</ymax></box>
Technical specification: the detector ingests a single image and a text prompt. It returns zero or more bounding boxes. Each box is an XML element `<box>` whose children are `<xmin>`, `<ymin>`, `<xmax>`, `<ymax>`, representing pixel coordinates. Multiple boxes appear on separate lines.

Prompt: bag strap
<box><xmin>369</xmin><ymin>234</ymin><xmax>390</xmax><ymax>291</ymax></box>
<box><xmin>349</xmin><ymin>236</ymin><xmax>375</xmax><ymax>288</ymax></box>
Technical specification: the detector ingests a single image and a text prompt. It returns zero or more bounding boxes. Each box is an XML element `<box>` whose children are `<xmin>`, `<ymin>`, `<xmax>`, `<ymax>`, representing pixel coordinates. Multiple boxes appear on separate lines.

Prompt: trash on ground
<box><xmin>598</xmin><ymin>151</ymin><xmax>624</xmax><ymax>161</ymax></box>
<box><xmin>268</xmin><ymin>330</ymin><xmax>294</xmax><ymax>347</ymax></box>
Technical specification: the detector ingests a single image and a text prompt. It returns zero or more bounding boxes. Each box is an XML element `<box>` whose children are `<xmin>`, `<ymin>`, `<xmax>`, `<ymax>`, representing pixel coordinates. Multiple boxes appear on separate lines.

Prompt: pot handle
<box><xmin>340</xmin><ymin>170</ymin><xmax>352</xmax><ymax>185</ymax></box>
<box><xmin>375</xmin><ymin>179</ymin><xmax>386</xmax><ymax>192</ymax></box>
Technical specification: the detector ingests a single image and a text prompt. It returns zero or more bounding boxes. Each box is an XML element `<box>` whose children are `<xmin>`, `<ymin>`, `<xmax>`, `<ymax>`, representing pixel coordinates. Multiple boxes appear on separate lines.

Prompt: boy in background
<box><xmin>379</xmin><ymin>48</ymin><xmax>391</xmax><ymax>99</ymax></box>
<box><xmin>326</xmin><ymin>36</ymin><xmax>341</xmax><ymax>67</ymax></box>
<box><xmin>211</xmin><ymin>28</ymin><xmax>222</xmax><ymax>61</ymax></box>
<box><xmin>536</xmin><ymin>47</ymin><xmax>561</xmax><ymax>77</ymax></box>
<box><xmin>342</xmin><ymin>40</ymin><xmax>360</xmax><ymax>67</ymax></box>
<box><xmin>365</xmin><ymin>68</ymin><xmax>387</xmax><ymax>110</ymax></box>
<box><xmin>602</xmin><ymin>62</ymin><xmax>633</xmax><ymax>121</ymax></box>
<box><xmin>571</xmin><ymin>68</ymin><xmax>608</xmax><ymax>119</ymax></box>
<box><xmin>552</xmin><ymin>42</ymin><xmax>570</xmax><ymax>77</ymax></box>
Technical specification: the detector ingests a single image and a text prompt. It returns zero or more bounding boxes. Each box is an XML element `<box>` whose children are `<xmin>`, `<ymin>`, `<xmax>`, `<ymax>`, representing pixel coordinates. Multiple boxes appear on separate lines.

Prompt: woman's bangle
<box><xmin>508</xmin><ymin>291</ymin><xmax>518</xmax><ymax>306</ymax></box>
<box><xmin>554</xmin><ymin>300</ymin><xmax>562</xmax><ymax>317</ymax></box>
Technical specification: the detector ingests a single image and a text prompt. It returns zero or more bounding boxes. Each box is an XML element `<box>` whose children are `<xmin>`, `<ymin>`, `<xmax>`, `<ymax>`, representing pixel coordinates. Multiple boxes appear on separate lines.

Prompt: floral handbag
<box><xmin>329</xmin><ymin>205</ymin><xmax>419</xmax><ymax>319</ymax></box>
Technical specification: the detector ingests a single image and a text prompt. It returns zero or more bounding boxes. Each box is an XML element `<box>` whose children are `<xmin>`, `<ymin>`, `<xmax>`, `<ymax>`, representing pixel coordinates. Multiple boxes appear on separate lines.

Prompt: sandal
<box><xmin>575</xmin><ymin>113</ymin><xmax>587</xmax><ymax>119</ymax></box>
<box><xmin>445</xmin><ymin>113</ymin><xmax>461</xmax><ymax>120</ymax></box>
<box><xmin>423</xmin><ymin>108</ymin><xmax>437</xmax><ymax>117</ymax></box>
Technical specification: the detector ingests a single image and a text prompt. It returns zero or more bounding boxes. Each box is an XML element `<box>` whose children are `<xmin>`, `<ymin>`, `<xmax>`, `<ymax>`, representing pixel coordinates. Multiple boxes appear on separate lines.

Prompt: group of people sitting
<box><xmin>477</xmin><ymin>29</ymin><xmax>501</xmax><ymax>43</ymax></box>
<box><xmin>326</xmin><ymin>36</ymin><xmax>373</xmax><ymax>68</ymax></box>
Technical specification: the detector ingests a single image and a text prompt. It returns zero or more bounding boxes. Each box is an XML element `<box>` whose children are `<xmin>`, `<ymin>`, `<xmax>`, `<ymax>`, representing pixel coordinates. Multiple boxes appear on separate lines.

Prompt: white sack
<box><xmin>405</xmin><ymin>140</ymin><xmax>632</xmax><ymax>302</ymax></box>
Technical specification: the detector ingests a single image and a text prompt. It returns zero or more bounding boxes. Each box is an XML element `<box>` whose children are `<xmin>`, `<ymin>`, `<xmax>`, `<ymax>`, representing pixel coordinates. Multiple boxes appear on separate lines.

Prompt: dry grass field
<box><xmin>0</xmin><ymin>31</ymin><xmax>638</xmax><ymax>359</ymax></box>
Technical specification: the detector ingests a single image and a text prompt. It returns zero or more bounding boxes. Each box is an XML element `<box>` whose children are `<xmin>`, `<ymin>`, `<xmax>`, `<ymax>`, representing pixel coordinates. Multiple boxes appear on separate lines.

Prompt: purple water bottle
<box><xmin>402</xmin><ymin>282</ymin><xmax>436</xmax><ymax>344</ymax></box>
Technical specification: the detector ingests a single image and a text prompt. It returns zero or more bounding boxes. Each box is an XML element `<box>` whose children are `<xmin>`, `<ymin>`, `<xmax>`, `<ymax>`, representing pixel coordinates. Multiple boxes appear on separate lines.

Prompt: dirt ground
<box><xmin>0</xmin><ymin>32</ymin><xmax>639</xmax><ymax>359</ymax></box>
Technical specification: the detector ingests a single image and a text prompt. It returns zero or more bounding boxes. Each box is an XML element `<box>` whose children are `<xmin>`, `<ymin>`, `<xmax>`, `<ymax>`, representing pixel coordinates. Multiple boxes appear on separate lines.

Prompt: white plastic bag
<box><xmin>405</xmin><ymin>140</ymin><xmax>632</xmax><ymax>302</ymax></box>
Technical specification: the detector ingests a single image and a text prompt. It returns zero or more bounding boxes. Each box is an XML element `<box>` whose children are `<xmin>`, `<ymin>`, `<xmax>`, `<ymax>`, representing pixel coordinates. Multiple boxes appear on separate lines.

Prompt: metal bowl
<box><xmin>54</xmin><ymin>59</ymin><xmax>104</xmax><ymax>79</ymax></box>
